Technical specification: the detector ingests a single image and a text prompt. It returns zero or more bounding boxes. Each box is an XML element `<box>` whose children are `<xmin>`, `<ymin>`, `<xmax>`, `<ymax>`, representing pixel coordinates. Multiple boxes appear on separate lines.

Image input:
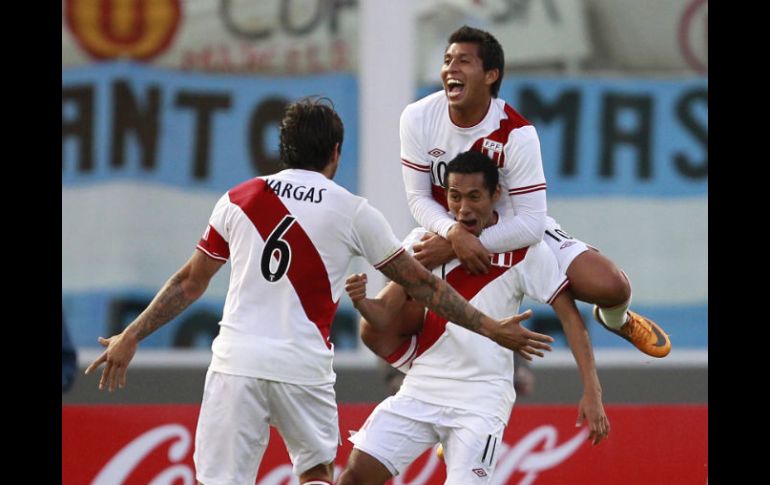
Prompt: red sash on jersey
<box><xmin>229</xmin><ymin>179</ymin><xmax>339</xmax><ymax>349</ymax></box>
<box><xmin>416</xmin><ymin>249</ymin><xmax>527</xmax><ymax>357</ymax></box>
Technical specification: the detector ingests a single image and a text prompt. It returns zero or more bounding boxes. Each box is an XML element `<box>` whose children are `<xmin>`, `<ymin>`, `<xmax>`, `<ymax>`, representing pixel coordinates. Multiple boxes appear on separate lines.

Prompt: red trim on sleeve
<box><xmin>374</xmin><ymin>247</ymin><xmax>405</xmax><ymax>270</ymax></box>
<box><xmin>508</xmin><ymin>183</ymin><xmax>547</xmax><ymax>195</ymax></box>
<box><xmin>197</xmin><ymin>225</ymin><xmax>229</xmax><ymax>261</ymax></box>
<box><xmin>402</xmin><ymin>159</ymin><xmax>431</xmax><ymax>173</ymax></box>
<box><xmin>547</xmin><ymin>278</ymin><xmax>571</xmax><ymax>305</ymax></box>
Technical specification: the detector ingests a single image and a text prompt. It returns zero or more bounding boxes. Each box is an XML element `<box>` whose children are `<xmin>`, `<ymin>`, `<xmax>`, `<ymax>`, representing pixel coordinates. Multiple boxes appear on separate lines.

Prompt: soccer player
<box><xmin>400</xmin><ymin>25</ymin><xmax>671</xmax><ymax>358</ymax></box>
<box><xmin>84</xmin><ymin>98</ymin><xmax>554</xmax><ymax>485</ymax></box>
<box><xmin>337</xmin><ymin>151</ymin><xmax>608</xmax><ymax>485</ymax></box>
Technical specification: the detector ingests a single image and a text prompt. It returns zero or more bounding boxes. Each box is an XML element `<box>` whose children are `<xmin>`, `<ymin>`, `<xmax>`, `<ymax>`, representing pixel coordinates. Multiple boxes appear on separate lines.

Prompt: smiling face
<box><xmin>441</xmin><ymin>42</ymin><xmax>499</xmax><ymax>126</ymax></box>
<box><xmin>446</xmin><ymin>171</ymin><xmax>501</xmax><ymax>236</ymax></box>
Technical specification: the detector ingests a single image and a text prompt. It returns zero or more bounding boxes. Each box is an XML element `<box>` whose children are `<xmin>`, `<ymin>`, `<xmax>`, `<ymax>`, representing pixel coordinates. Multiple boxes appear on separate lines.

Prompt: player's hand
<box><xmin>345</xmin><ymin>273</ymin><xmax>368</xmax><ymax>306</ymax></box>
<box><xmin>447</xmin><ymin>223</ymin><xmax>491</xmax><ymax>275</ymax></box>
<box><xmin>492</xmin><ymin>310</ymin><xmax>554</xmax><ymax>359</ymax></box>
<box><xmin>413</xmin><ymin>232</ymin><xmax>455</xmax><ymax>270</ymax></box>
<box><xmin>84</xmin><ymin>331</ymin><xmax>139</xmax><ymax>392</ymax></box>
<box><xmin>577</xmin><ymin>390</ymin><xmax>610</xmax><ymax>446</ymax></box>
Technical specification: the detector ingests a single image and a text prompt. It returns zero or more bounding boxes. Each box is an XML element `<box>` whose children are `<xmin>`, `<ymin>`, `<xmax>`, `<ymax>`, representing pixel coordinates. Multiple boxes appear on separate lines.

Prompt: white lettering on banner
<box><xmin>493</xmin><ymin>426</ymin><xmax>590</xmax><ymax>485</ymax></box>
<box><xmin>91</xmin><ymin>424</ymin><xmax>194</xmax><ymax>485</ymax></box>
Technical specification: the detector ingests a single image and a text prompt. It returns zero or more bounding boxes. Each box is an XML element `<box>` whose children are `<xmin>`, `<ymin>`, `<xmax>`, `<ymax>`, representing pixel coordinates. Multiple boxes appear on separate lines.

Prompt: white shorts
<box><xmin>349</xmin><ymin>394</ymin><xmax>505</xmax><ymax>485</ymax></box>
<box><xmin>542</xmin><ymin>218</ymin><xmax>595</xmax><ymax>273</ymax></box>
<box><xmin>194</xmin><ymin>370</ymin><xmax>339</xmax><ymax>485</ymax></box>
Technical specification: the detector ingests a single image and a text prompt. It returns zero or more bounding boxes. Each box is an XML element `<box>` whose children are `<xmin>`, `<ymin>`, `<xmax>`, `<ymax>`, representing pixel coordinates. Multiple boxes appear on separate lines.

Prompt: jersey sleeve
<box><xmin>400</xmin><ymin>105</ymin><xmax>457</xmax><ymax>238</ymax></box>
<box><xmin>478</xmin><ymin>125</ymin><xmax>547</xmax><ymax>253</ymax></box>
<box><xmin>196</xmin><ymin>193</ymin><xmax>231</xmax><ymax>262</ymax></box>
<box><xmin>350</xmin><ymin>200</ymin><xmax>405</xmax><ymax>270</ymax></box>
<box><xmin>401</xmin><ymin>227</ymin><xmax>429</xmax><ymax>255</ymax></box>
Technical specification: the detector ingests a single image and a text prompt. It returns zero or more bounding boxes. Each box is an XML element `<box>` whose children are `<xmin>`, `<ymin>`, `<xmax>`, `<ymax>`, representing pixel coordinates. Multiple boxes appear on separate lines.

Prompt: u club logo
<box><xmin>65</xmin><ymin>0</ymin><xmax>182</xmax><ymax>61</ymax></box>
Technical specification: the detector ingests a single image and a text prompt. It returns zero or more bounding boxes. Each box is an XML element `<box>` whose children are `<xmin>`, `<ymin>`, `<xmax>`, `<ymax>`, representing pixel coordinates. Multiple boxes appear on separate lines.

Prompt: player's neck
<box><xmin>480</xmin><ymin>211</ymin><xmax>499</xmax><ymax>233</ymax></box>
<box><xmin>448</xmin><ymin>97</ymin><xmax>492</xmax><ymax>128</ymax></box>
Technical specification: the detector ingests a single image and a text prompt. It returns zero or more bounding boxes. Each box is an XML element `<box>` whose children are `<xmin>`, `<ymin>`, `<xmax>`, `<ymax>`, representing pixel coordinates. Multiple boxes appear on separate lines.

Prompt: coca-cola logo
<box><xmin>91</xmin><ymin>424</ymin><xmax>194</xmax><ymax>485</ymax></box>
<box><xmin>91</xmin><ymin>423</ymin><xmax>587</xmax><ymax>485</ymax></box>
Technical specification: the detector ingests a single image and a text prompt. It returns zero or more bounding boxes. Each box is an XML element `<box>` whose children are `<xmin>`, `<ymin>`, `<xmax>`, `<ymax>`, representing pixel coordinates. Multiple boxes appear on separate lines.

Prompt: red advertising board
<box><xmin>63</xmin><ymin>404</ymin><xmax>707</xmax><ymax>485</ymax></box>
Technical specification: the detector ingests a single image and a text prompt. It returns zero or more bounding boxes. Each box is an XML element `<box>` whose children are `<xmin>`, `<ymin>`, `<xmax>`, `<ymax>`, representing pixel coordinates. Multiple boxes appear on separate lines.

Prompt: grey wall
<box><xmin>63</xmin><ymin>364</ymin><xmax>706</xmax><ymax>405</ymax></box>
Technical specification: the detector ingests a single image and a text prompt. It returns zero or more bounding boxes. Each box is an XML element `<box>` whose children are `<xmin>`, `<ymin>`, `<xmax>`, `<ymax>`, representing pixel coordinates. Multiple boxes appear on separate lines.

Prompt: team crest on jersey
<box><xmin>472</xmin><ymin>468</ymin><xmax>488</xmax><ymax>477</ymax></box>
<box><xmin>481</xmin><ymin>138</ymin><xmax>504</xmax><ymax>166</ymax></box>
<box><xmin>490</xmin><ymin>252</ymin><xmax>514</xmax><ymax>268</ymax></box>
<box><xmin>428</xmin><ymin>148</ymin><xmax>446</xmax><ymax>158</ymax></box>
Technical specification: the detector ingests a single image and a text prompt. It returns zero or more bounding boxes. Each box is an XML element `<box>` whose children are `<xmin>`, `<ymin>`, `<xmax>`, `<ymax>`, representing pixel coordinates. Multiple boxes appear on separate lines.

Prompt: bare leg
<box><xmin>336</xmin><ymin>449</ymin><xmax>393</xmax><ymax>485</ymax></box>
<box><xmin>567</xmin><ymin>250</ymin><xmax>670</xmax><ymax>357</ymax></box>
<box><xmin>298</xmin><ymin>462</ymin><xmax>334</xmax><ymax>484</ymax></box>
<box><xmin>565</xmin><ymin>250</ymin><xmax>630</xmax><ymax>309</ymax></box>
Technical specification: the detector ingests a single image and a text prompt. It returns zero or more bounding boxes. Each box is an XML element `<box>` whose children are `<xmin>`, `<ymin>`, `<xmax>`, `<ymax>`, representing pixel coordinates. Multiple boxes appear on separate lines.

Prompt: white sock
<box><xmin>598</xmin><ymin>298</ymin><xmax>631</xmax><ymax>330</ymax></box>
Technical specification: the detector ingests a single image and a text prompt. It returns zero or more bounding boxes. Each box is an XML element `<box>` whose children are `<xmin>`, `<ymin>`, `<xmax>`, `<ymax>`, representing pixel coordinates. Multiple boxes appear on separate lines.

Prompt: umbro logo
<box><xmin>472</xmin><ymin>468</ymin><xmax>488</xmax><ymax>477</ymax></box>
<box><xmin>428</xmin><ymin>148</ymin><xmax>445</xmax><ymax>158</ymax></box>
<box><xmin>560</xmin><ymin>241</ymin><xmax>576</xmax><ymax>249</ymax></box>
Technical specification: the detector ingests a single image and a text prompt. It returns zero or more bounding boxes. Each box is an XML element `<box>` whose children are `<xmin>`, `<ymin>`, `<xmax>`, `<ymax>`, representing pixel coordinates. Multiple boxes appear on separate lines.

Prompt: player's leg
<box><xmin>336</xmin><ymin>449</ymin><xmax>392</xmax><ymax>485</ymax></box>
<box><xmin>442</xmin><ymin>412</ymin><xmax>506</xmax><ymax>485</ymax></box>
<box><xmin>543</xmin><ymin>219</ymin><xmax>670</xmax><ymax>357</ymax></box>
<box><xmin>193</xmin><ymin>370</ymin><xmax>271</xmax><ymax>485</ymax></box>
<box><xmin>338</xmin><ymin>395</ymin><xmax>440</xmax><ymax>485</ymax></box>
<box><xmin>268</xmin><ymin>380</ymin><xmax>339</xmax><ymax>484</ymax></box>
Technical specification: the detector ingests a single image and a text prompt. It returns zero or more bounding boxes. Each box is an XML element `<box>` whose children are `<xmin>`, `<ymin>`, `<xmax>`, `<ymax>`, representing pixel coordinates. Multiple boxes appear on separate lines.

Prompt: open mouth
<box><xmin>459</xmin><ymin>218</ymin><xmax>477</xmax><ymax>231</ymax></box>
<box><xmin>446</xmin><ymin>79</ymin><xmax>465</xmax><ymax>99</ymax></box>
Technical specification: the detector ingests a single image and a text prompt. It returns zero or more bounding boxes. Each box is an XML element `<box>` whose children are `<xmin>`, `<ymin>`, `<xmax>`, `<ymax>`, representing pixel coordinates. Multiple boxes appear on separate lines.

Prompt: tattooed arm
<box><xmin>378</xmin><ymin>251</ymin><xmax>554</xmax><ymax>358</ymax></box>
<box><xmin>85</xmin><ymin>250</ymin><xmax>224</xmax><ymax>391</ymax></box>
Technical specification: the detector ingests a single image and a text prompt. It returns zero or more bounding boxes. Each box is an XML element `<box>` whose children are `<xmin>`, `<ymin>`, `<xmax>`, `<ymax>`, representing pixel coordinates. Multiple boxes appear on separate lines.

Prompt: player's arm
<box><xmin>400</xmin><ymin>106</ymin><xmax>491</xmax><ymax>275</ymax></box>
<box><xmin>477</xmin><ymin>127</ymin><xmax>547</xmax><ymax>254</ymax></box>
<box><xmin>477</xmin><ymin>189</ymin><xmax>546</xmax><ymax>253</ymax></box>
<box><xmin>345</xmin><ymin>274</ymin><xmax>410</xmax><ymax>332</ymax></box>
<box><xmin>403</xmin><ymin>165</ymin><xmax>491</xmax><ymax>274</ymax></box>
<box><xmin>379</xmin><ymin>251</ymin><xmax>553</xmax><ymax>358</ymax></box>
<box><xmin>550</xmin><ymin>289</ymin><xmax>610</xmax><ymax>445</ymax></box>
<box><xmin>85</xmin><ymin>250</ymin><xmax>224</xmax><ymax>391</ymax></box>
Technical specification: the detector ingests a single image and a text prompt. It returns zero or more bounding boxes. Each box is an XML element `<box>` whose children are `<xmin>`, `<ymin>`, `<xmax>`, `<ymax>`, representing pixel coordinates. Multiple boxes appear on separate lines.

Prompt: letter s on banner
<box><xmin>91</xmin><ymin>424</ymin><xmax>194</xmax><ymax>485</ymax></box>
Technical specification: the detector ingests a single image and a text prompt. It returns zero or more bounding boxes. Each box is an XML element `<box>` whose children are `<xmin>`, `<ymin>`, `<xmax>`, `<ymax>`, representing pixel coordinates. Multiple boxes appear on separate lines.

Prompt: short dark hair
<box><xmin>447</xmin><ymin>25</ymin><xmax>504</xmax><ymax>98</ymax></box>
<box><xmin>279</xmin><ymin>97</ymin><xmax>344</xmax><ymax>171</ymax></box>
<box><xmin>445</xmin><ymin>151</ymin><xmax>499</xmax><ymax>195</ymax></box>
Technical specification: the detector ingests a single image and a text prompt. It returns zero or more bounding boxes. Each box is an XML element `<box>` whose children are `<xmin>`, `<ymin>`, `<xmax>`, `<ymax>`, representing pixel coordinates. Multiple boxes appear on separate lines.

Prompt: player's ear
<box><xmin>492</xmin><ymin>183</ymin><xmax>501</xmax><ymax>203</ymax></box>
<box><xmin>485</xmin><ymin>68</ymin><xmax>500</xmax><ymax>87</ymax></box>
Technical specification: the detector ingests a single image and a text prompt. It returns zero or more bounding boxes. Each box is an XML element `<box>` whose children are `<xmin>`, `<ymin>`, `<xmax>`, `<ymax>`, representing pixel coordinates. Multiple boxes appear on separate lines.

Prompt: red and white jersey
<box><xmin>392</xmin><ymin>227</ymin><xmax>568</xmax><ymax>423</ymax></box>
<box><xmin>197</xmin><ymin>169</ymin><xmax>404</xmax><ymax>385</ymax></box>
<box><xmin>400</xmin><ymin>91</ymin><xmax>549</xmax><ymax>252</ymax></box>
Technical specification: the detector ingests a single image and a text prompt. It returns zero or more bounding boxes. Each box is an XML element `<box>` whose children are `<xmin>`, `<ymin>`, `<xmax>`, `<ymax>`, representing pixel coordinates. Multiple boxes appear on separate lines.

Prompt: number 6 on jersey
<box><xmin>261</xmin><ymin>215</ymin><xmax>296</xmax><ymax>282</ymax></box>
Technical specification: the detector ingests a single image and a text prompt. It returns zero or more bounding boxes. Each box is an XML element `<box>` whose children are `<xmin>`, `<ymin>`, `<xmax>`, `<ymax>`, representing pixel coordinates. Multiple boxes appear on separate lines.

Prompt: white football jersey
<box><xmin>392</xmin><ymin>227</ymin><xmax>568</xmax><ymax>423</ymax></box>
<box><xmin>197</xmin><ymin>169</ymin><xmax>404</xmax><ymax>385</ymax></box>
<box><xmin>401</xmin><ymin>91</ymin><xmax>547</xmax><ymax>214</ymax></box>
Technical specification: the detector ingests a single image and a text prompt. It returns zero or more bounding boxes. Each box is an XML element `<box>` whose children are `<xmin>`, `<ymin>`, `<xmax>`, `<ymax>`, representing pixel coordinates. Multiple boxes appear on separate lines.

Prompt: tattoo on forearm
<box><xmin>132</xmin><ymin>273</ymin><xmax>196</xmax><ymax>340</ymax></box>
<box><xmin>381</xmin><ymin>255</ymin><xmax>483</xmax><ymax>333</ymax></box>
